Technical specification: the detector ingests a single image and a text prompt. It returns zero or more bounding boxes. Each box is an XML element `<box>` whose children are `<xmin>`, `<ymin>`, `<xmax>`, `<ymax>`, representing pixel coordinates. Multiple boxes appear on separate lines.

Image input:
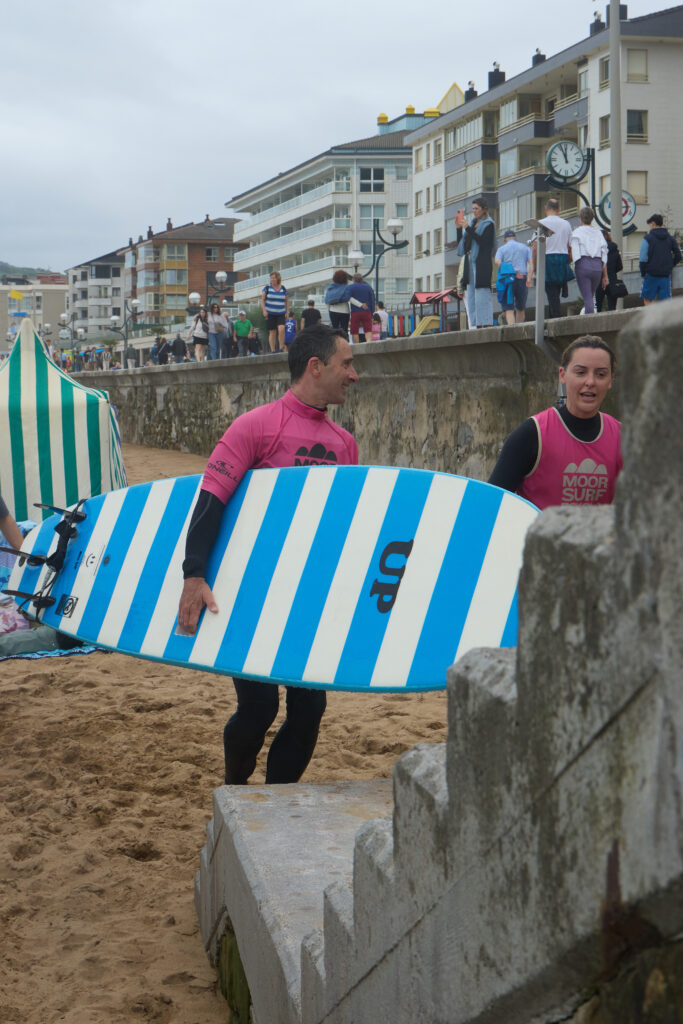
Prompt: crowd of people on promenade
<box><xmin>455</xmin><ymin>196</ymin><xmax>681</xmax><ymax>328</ymax></box>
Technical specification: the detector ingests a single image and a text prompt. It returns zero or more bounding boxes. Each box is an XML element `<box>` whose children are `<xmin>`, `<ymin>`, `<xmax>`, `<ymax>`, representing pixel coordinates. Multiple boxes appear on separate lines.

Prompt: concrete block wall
<box><xmin>298</xmin><ymin>301</ymin><xmax>683</xmax><ymax>1023</ymax></box>
<box><xmin>83</xmin><ymin>312</ymin><xmax>633</xmax><ymax>481</ymax></box>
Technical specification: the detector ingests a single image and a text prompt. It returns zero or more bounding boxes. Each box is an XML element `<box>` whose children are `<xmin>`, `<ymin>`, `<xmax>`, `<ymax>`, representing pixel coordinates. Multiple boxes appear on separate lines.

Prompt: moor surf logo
<box><xmin>294</xmin><ymin>444</ymin><xmax>338</xmax><ymax>467</ymax></box>
<box><xmin>56</xmin><ymin>593</ymin><xmax>79</xmax><ymax>618</ymax></box>
<box><xmin>370</xmin><ymin>540</ymin><xmax>414</xmax><ymax>613</ymax></box>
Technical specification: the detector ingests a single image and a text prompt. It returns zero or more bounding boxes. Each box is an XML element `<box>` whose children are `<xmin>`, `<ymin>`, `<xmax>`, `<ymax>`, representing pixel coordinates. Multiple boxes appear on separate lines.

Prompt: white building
<box><xmin>227</xmin><ymin>110</ymin><xmax>438</xmax><ymax>311</ymax></box>
<box><xmin>64</xmin><ymin>250</ymin><xmax>125</xmax><ymax>340</ymax></box>
<box><xmin>407</xmin><ymin>4</ymin><xmax>683</xmax><ymax>294</ymax></box>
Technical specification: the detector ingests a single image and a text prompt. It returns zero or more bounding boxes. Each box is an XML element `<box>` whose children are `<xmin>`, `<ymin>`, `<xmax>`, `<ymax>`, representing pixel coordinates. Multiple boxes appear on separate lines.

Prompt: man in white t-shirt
<box><xmin>532</xmin><ymin>198</ymin><xmax>573</xmax><ymax>319</ymax></box>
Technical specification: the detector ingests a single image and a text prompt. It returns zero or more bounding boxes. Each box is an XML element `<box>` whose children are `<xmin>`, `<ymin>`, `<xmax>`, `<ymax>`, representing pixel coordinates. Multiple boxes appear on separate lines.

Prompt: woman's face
<box><xmin>270</xmin><ymin>273</ymin><xmax>279</xmax><ymax>287</ymax></box>
<box><xmin>559</xmin><ymin>347</ymin><xmax>613</xmax><ymax>419</ymax></box>
<box><xmin>472</xmin><ymin>202</ymin><xmax>484</xmax><ymax>221</ymax></box>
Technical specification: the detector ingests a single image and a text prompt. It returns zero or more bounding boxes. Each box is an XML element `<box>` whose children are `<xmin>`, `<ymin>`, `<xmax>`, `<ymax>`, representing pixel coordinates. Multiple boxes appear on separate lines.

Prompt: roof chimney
<box><xmin>128</xmin><ymin>237</ymin><xmax>134</xmax><ymax>247</ymax></box>
<box><xmin>464</xmin><ymin>80</ymin><xmax>478</xmax><ymax>101</ymax></box>
<box><xmin>204</xmin><ymin>214</ymin><xmax>211</xmax><ymax>223</ymax></box>
<box><xmin>606</xmin><ymin>4</ymin><xmax>628</xmax><ymax>25</ymax></box>
<box><xmin>532</xmin><ymin>47</ymin><xmax>546</xmax><ymax>66</ymax></box>
<box><xmin>147</xmin><ymin>225</ymin><xmax>153</xmax><ymax>239</ymax></box>
<box><xmin>166</xmin><ymin>217</ymin><xmax>173</xmax><ymax>231</ymax></box>
<box><xmin>488</xmin><ymin>62</ymin><xmax>506</xmax><ymax>89</ymax></box>
<box><xmin>138</xmin><ymin>235</ymin><xmax>143</xmax><ymax>243</ymax></box>
<box><xmin>590</xmin><ymin>9</ymin><xmax>606</xmax><ymax>34</ymax></box>
<box><xmin>405</xmin><ymin>105</ymin><xmax>415</xmax><ymax>114</ymax></box>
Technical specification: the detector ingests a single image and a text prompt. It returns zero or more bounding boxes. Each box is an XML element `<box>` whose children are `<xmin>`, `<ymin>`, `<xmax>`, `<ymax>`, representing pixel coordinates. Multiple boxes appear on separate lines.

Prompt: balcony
<box><xmin>234</xmin><ymin>254</ymin><xmax>360</xmax><ymax>295</ymax></box>
<box><xmin>234</xmin><ymin>219</ymin><xmax>352</xmax><ymax>263</ymax></box>
<box><xmin>234</xmin><ymin>180</ymin><xmax>351</xmax><ymax>235</ymax></box>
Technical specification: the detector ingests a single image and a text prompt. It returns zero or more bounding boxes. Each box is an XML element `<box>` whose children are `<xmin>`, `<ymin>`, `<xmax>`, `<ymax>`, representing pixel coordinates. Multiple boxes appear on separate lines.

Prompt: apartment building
<box><xmin>1</xmin><ymin>274</ymin><xmax>68</xmax><ymax>352</ymax></box>
<box><xmin>227</xmin><ymin>110</ymin><xmax>437</xmax><ymax>311</ymax></box>
<box><xmin>407</xmin><ymin>4</ymin><xmax>683</xmax><ymax>293</ymax></box>
<box><xmin>120</xmin><ymin>216</ymin><xmax>243</xmax><ymax>327</ymax></box>
<box><xmin>64</xmin><ymin>251</ymin><xmax>125</xmax><ymax>339</ymax></box>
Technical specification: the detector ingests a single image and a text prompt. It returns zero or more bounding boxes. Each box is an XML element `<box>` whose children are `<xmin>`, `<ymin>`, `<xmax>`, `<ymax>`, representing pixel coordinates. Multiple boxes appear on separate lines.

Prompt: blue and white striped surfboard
<box><xmin>7</xmin><ymin>467</ymin><xmax>538</xmax><ymax>691</ymax></box>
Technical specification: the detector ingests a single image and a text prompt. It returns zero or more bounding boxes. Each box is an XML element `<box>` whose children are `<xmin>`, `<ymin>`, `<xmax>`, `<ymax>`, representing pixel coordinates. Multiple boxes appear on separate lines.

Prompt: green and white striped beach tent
<box><xmin>0</xmin><ymin>318</ymin><xmax>127</xmax><ymax>521</ymax></box>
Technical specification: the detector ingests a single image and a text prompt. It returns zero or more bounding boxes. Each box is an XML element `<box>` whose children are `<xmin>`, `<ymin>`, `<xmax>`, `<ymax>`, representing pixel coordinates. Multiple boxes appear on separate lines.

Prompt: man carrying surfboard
<box><xmin>489</xmin><ymin>335</ymin><xmax>622</xmax><ymax>509</ymax></box>
<box><xmin>178</xmin><ymin>324</ymin><xmax>359</xmax><ymax>785</ymax></box>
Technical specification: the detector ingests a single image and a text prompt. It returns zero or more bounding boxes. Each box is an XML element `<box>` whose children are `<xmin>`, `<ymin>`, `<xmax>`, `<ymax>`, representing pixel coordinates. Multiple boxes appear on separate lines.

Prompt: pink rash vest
<box><xmin>201</xmin><ymin>389</ymin><xmax>359</xmax><ymax>504</ymax></box>
<box><xmin>517</xmin><ymin>406</ymin><xmax>622</xmax><ymax>509</ymax></box>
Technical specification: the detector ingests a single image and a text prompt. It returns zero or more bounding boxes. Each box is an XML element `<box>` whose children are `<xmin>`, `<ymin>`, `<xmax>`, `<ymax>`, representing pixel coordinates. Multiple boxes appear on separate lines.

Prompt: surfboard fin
<box><xmin>34</xmin><ymin>502</ymin><xmax>87</xmax><ymax>523</ymax></box>
<box><xmin>0</xmin><ymin>546</ymin><xmax>48</xmax><ymax>566</ymax></box>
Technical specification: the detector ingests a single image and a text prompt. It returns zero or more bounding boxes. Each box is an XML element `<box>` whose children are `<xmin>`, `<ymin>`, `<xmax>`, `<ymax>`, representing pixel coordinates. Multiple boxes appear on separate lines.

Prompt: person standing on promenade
<box><xmin>261</xmin><ymin>271</ymin><xmax>289</xmax><ymax>352</ymax></box>
<box><xmin>639</xmin><ymin>213</ymin><xmax>682</xmax><ymax>305</ymax></box>
<box><xmin>347</xmin><ymin>273</ymin><xmax>375</xmax><ymax>344</ymax></box>
<box><xmin>570</xmin><ymin>207</ymin><xmax>608</xmax><ymax>315</ymax></box>
<box><xmin>455</xmin><ymin>198</ymin><xmax>495</xmax><ymax>328</ymax></box>
<box><xmin>494</xmin><ymin>229</ymin><xmax>533</xmax><ymax>324</ymax></box>
<box><xmin>533</xmin><ymin>198</ymin><xmax>573</xmax><ymax>319</ymax></box>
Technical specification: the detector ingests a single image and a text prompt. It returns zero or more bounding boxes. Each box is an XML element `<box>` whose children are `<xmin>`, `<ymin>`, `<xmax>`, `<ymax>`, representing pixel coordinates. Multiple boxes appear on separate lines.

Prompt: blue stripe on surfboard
<box><xmin>500</xmin><ymin>589</ymin><xmax>519</xmax><ymax>648</ymax></box>
<box><xmin>33</xmin><ymin>501</ymin><xmax>107</xmax><ymax>630</ymax></box>
<box><xmin>213</xmin><ymin>468</ymin><xmax>311</xmax><ymax>673</ymax></box>
<box><xmin>11</xmin><ymin>515</ymin><xmax>61</xmax><ymax>597</ymax></box>
<box><xmin>159</xmin><ymin>473</ymin><xmax>250</xmax><ymax>664</ymax></box>
<box><xmin>333</xmin><ymin>468</ymin><xmax>433</xmax><ymax>689</ymax></box>
<box><xmin>406</xmin><ymin>480</ymin><xmax>504</xmax><ymax>687</ymax></box>
<box><xmin>269</xmin><ymin>465</ymin><xmax>370</xmax><ymax>682</ymax></box>
<box><xmin>121</xmin><ymin>475</ymin><xmax>204</xmax><ymax>653</ymax></box>
<box><xmin>72</xmin><ymin>484</ymin><xmax>153</xmax><ymax>639</ymax></box>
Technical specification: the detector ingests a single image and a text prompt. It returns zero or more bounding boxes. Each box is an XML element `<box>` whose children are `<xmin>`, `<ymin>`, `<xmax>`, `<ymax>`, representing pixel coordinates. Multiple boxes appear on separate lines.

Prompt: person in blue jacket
<box><xmin>639</xmin><ymin>213</ymin><xmax>681</xmax><ymax>305</ymax></box>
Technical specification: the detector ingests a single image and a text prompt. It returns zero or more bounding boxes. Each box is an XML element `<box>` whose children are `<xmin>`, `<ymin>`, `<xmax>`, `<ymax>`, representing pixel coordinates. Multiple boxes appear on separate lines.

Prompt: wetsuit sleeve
<box><xmin>182</xmin><ymin>490</ymin><xmax>225</xmax><ymax>579</ymax></box>
<box><xmin>488</xmin><ymin>419</ymin><xmax>539</xmax><ymax>492</ymax></box>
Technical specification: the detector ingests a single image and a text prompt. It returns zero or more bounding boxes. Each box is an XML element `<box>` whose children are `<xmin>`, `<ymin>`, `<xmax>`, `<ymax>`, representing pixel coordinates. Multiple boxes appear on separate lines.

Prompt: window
<box><xmin>112</xmin><ymin>266</ymin><xmax>121</xmax><ymax>277</ymax></box>
<box><xmin>627</xmin><ymin>170</ymin><xmax>648</xmax><ymax>204</ymax></box>
<box><xmin>162</xmin><ymin>269</ymin><xmax>188</xmax><ymax>285</ymax></box>
<box><xmin>446</xmin><ymin>168</ymin><xmax>467</xmax><ymax>200</ymax></box>
<box><xmin>112</xmin><ymin>287</ymin><xmax>121</xmax><ymax>297</ymax></box>
<box><xmin>627</xmin><ymin>109</ymin><xmax>648</xmax><ymax>143</ymax></box>
<box><xmin>395</xmin><ymin>278</ymin><xmax>410</xmax><ymax>294</ymax></box>
<box><xmin>164</xmin><ymin>243</ymin><xmax>187</xmax><ymax>261</ymax></box>
<box><xmin>395</xmin><ymin>203</ymin><xmax>408</xmax><ymax>218</ymax></box>
<box><xmin>499</xmin><ymin>98</ymin><xmax>518</xmax><ymax>130</ymax></box>
<box><xmin>433</xmin><ymin>139</ymin><xmax>442</xmax><ymax>163</ymax></box>
<box><xmin>415</xmin><ymin>278</ymin><xmax>423</xmax><ymax>292</ymax></box>
<box><xmin>466</xmin><ymin>162</ymin><xmax>483</xmax><ymax>191</ymax></box>
<box><xmin>627</xmin><ymin>48</ymin><xmax>648</xmax><ymax>82</ymax></box>
<box><xmin>579</xmin><ymin>124</ymin><xmax>589</xmax><ymax>148</ymax></box>
<box><xmin>599</xmin><ymin>56</ymin><xmax>610</xmax><ymax>88</ymax></box>
<box><xmin>434</xmin><ymin>228</ymin><xmax>443</xmax><ymax>253</ymax></box>
<box><xmin>434</xmin><ymin>274</ymin><xmax>442</xmax><ymax>291</ymax></box>
<box><xmin>415</xmin><ymin>191</ymin><xmax>423</xmax><ymax>215</ymax></box>
<box><xmin>415</xmin><ymin>234</ymin><xmax>423</xmax><ymax>257</ymax></box>
<box><xmin>498</xmin><ymin>198</ymin><xmax>517</xmax><ymax>230</ymax></box>
<box><xmin>599</xmin><ymin>114</ymin><xmax>611</xmax><ymax>148</ymax></box>
<box><xmin>425</xmin><ymin>232</ymin><xmax>431</xmax><ymax>255</ymax></box>
<box><xmin>425</xmin><ymin>187</ymin><xmax>431</xmax><ymax>212</ymax></box>
<box><xmin>425</xmin><ymin>144</ymin><xmax>431</xmax><ymax>168</ymax></box>
<box><xmin>433</xmin><ymin>182</ymin><xmax>442</xmax><ymax>207</ymax></box>
<box><xmin>499</xmin><ymin>148</ymin><xmax>518</xmax><ymax>178</ymax></box>
<box><xmin>360</xmin><ymin>167</ymin><xmax>385</xmax><ymax>192</ymax></box>
<box><xmin>426</xmin><ymin>275</ymin><xmax>431</xmax><ymax>291</ymax></box>
<box><xmin>224</xmin><ymin>246</ymin><xmax>236</xmax><ymax>260</ymax></box>
<box><xmin>414</xmin><ymin>149</ymin><xmax>423</xmax><ymax>172</ymax></box>
<box><xmin>518</xmin><ymin>193</ymin><xmax>533</xmax><ymax>224</ymax></box>
<box><xmin>578</xmin><ymin>68</ymin><xmax>588</xmax><ymax>96</ymax></box>
<box><xmin>395</xmin><ymin>165</ymin><xmax>408</xmax><ymax>181</ymax></box>
<box><xmin>359</xmin><ymin>204</ymin><xmax>384</xmax><ymax>229</ymax></box>
<box><xmin>445</xmin><ymin>127</ymin><xmax>457</xmax><ymax>155</ymax></box>
<box><xmin>600</xmin><ymin>173</ymin><xmax>611</xmax><ymax>197</ymax></box>
<box><xmin>112</xmin><ymin>307</ymin><xmax>121</xmax><ymax>317</ymax></box>
<box><xmin>456</xmin><ymin>115</ymin><xmax>483</xmax><ymax>149</ymax></box>
<box><xmin>80</xmin><ymin>270</ymin><xmax>87</xmax><ymax>280</ymax></box>
<box><xmin>483</xmin><ymin>160</ymin><xmax>497</xmax><ymax>189</ymax></box>
<box><xmin>205</xmin><ymin>247</ymin><xmax>219</xmax><ymax>262</ymax></box>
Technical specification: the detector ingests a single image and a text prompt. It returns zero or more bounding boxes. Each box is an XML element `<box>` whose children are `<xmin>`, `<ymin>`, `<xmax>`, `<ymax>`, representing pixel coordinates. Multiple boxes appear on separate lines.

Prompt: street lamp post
<box><xmin>107</xmin><ymin>299</ymin><xmax>141</xmax><ymax>369</ymax></box>
<box><xmin>348</xmin><ymin>249</ymin><xmax>365</xmax><ymax>274</ymax></box>
<box><xmin>361</xmin><ymin>218</ymin><xmax>408</xmax><ymax>304</ymax></box>
<box><xmin>58</xmin><ymin>313</ymin><xmax>85</xmax><ymax>367</ymax></box>
<box><xmin>206</xmin><ymin>268</ymin><xmax>234</xmax><ymax>310</ymax></box>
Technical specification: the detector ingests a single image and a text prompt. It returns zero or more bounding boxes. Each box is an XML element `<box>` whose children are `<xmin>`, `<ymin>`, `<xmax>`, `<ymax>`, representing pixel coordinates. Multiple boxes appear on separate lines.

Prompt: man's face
<box><xmin>319</xmin><ymin>337</ymin><xmax>358</xmax><ymax>405</ymax></box>
<box><xmin>239</xmin><ymin>314</ymin><xmax>246</xmax><ymax>320</ymax></box>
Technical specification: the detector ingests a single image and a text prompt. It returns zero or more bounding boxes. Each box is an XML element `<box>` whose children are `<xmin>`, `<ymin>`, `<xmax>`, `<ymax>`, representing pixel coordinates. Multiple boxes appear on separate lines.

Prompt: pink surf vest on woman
<box><xmin>517</xmin><ymin>407</ymin><xmax>622</xmax><ymax>510</ymax></box>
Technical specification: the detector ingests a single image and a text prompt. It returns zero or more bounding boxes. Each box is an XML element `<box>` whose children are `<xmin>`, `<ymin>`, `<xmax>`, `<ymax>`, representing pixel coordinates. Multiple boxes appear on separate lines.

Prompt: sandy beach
<box><xmin>0</xmin><ymin>444</ymin><xmax>448</xmax><ymax>1023</ymax></box>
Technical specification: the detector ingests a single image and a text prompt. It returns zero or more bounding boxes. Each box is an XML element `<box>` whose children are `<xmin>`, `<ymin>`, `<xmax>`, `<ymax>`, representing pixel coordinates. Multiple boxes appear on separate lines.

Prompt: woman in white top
<box><xmin>207</xmin><ymin>303</ymin><xmax>230</xmax><ymax>361</ymax></box>
<box><xmin>570</xmin><ymin>207</ymin><xmax>608</xmax><ymax>314</ymax></box>
<box><xmin>187</xmin><ymin>307</ymin><xmax>210</xmax><ymax>361</ymax></box>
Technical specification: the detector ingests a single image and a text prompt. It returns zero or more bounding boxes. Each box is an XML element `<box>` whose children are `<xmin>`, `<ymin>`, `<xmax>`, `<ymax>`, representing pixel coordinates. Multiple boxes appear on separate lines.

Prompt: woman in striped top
<box><xmin>261</xmin><ymin>271</ymin><xmax>289</xmax><ymax>353</ymax></box>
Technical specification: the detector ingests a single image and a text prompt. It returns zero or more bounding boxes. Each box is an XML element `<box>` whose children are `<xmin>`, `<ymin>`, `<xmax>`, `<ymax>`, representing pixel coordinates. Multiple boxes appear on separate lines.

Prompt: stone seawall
<box><xmin>83</xmin><ymin>312</ymin><xmax>631</xmax><ymax>480</ymax></box>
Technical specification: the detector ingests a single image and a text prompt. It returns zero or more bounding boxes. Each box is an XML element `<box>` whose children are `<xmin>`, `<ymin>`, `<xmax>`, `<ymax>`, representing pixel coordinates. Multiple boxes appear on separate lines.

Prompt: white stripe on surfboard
<box><xmin>56</xmin><ymin>488</ymin><xmax>128</xmax><ymax>634</ymax></box>
<box><xmin>302</xmin><ymin>467</ymin><xmax>399</xmax><ymax>685</ymax></box>
<box><xmin>139</xmin><ymin>481</ymin><xmax>202</xmax><ymax>657</ymax></box>
<box><xmin>189</xmin><ymin>470</ymin><xmax>279</xmax><ymax>667</ymax></box>
<box><xmin>370</xmin><ymin>473</ymin><xmax>468</xmax><ymax>689</ymax></box>
<box><xmin>453</xmin><ymin>492</ymin><xmax>537</xmax><ymax>662</ymax></box>
<box><xmin>20</xmin><ymin>334</ymin><xmax>40</xmax><ymax>521</ymax></box>
<box><xmin>18</xmin><ymin>525</ymin><xmax>64</xmax><ymax>612</ymax></box>
<box><xmin>241</xmin><ymin>467</ymin><xmax>337</xmax><ymax>677</ymax></box>
<box><xmin>47</xmin><ymin>367</ymin><xmax>67</xmax><ymax>511</ymax></box>
<box><xmin>95</xmin><ymin>478</ymin><xmax>175</xmax><ymax>648</ymax></box>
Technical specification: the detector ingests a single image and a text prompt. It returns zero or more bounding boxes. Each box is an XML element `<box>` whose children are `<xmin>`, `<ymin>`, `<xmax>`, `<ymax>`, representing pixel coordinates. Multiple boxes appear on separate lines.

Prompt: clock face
<box><xmin>547</xmin><ymin>141</ymin><xmax>585</xmax><ymax>180</ymax></box>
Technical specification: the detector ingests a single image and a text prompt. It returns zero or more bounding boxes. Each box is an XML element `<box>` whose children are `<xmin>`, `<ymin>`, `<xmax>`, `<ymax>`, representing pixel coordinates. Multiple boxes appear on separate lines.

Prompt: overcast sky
<box><xmin>0</xmin><ymin>0</ymin><xmax>666</xmax><ymax>272</ymax></box>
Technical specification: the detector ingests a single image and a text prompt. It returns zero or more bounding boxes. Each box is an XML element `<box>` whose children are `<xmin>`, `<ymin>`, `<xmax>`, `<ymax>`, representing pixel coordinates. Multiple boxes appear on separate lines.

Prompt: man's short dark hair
<box><xmin>288</xmin><ymin>323</ymin><xmax>346</xmax><ymax>382</ymax></box>
<box><xmin>647</xmin><ymin>213</ymin><xmax>664</xmax><ymax>227</ymax></box>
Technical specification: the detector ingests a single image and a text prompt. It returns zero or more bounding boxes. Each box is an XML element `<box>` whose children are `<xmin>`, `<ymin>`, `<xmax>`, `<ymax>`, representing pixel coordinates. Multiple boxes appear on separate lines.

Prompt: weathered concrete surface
<box><xmin>194</xmin><ymin>781</ymin><xmax>392</xmax><ymax>1024</ymax></box>
<box><xmin>82</xmin><ymin>311</ymin><xmax>631</xmax><ymax>480</ymax></box>
<box><xmin>195</xmin><ymin>302</ymin><xmax>683</xmax><ymax>1024</ymax></box>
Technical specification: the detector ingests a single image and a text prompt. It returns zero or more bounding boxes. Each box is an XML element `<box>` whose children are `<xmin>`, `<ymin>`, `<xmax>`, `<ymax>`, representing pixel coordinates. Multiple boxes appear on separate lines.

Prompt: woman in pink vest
<box><xmin>489</xmin><ymin>335</ymin><xmax>622</xmax><ymax>509</ymax></box>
